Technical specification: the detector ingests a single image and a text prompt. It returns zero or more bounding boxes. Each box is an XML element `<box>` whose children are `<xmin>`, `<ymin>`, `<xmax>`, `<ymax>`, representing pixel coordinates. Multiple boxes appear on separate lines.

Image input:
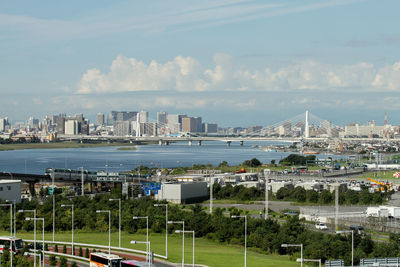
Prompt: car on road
<box><xmin>315</xmin><ymin>223</ymin><xmax>328</xmax><ymax>230</ymax></box>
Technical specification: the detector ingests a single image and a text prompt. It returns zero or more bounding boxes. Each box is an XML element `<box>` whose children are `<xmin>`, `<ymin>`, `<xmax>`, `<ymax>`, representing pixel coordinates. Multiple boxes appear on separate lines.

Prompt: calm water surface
<box><xmin>0</xmin><ymin>141</ymin><xmax>345</xmax><ymax>174</ymax></box>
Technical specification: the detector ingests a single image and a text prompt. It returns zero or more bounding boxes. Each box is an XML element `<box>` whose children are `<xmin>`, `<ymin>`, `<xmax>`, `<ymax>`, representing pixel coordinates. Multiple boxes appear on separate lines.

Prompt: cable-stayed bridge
<box><xmin>57</xmin><ymin>110</ymin><xmax>399</xmax><ymax>144</ymax></box>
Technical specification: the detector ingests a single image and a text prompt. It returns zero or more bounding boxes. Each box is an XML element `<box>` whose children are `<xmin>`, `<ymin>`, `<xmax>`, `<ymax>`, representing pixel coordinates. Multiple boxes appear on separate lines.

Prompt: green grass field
<box><xmin>4</xmin><ymin>231</ymin><xmax>298</xmax><ymax>267</ymax></box>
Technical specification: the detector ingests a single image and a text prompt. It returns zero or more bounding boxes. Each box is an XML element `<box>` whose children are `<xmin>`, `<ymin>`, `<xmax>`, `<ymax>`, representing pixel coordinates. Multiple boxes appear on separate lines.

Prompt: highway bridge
<box><xmin>57</xmin><ymin>134</ymin><xmax>399</xmax><ymax>146</ymax></box>
<box><xmin>0</xmin><ymin>170</ymin><xmax>152</xmax><ymax>196</ymax></box>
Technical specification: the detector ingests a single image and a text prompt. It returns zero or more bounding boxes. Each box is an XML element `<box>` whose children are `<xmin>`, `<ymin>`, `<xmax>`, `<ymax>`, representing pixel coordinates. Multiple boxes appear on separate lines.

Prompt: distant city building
<box><xmin>113</xmin><ymin>121</ymin><xmax>132</xmax><ymax>136</ymax></box>
<box><xmin>204</xmin><ymin>123</ymin><xmax>218</xmax><ymax>133</ymax></box>
<box><xmin>139</xmin><ymin>122</ymin><xmax>157</xmax><ymax>136</ymax></box>
<box><xmin>157</xmin><ymin>111</ymin><xmax>167</xmax><ymax>124</ymax></box>
<box><xmin>247</xmin><ymin>126</ymin><xmax>262</xmax><ymax>134</ymax></box>
<box><xmin>0</xmin><ymin>117</ymin><xmax>9</xmax><ymax>132</ymax></box>
<box><xmin>167</xmin><ymin>114</ymin><xmax>187</xmax><ymax>133</ymax></box>
<box><xmin>139</xmin><ymin>111</ymin><xmax>148</xmax><ymax>123</ymax></box>
<box><xmin>65</xmin><ymin>119</ymin><xmax>78</xmax><ymax>135</ymax></box>
<box><xmin>182</xmin><ymin>117</ymin><xmax>202</xmax><ymax>133</ymax></box>
<box><xmin>97</xmin><ymin>113</ymin><xmax>105</xmax><ymax>126</ymax></box>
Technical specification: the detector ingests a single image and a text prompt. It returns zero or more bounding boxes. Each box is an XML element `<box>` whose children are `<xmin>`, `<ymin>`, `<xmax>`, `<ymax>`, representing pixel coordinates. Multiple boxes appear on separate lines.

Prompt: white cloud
<box><xmin>77</xmin><ymin>54</ymin><xmax>400</xmax><ymax>94</ymax></box>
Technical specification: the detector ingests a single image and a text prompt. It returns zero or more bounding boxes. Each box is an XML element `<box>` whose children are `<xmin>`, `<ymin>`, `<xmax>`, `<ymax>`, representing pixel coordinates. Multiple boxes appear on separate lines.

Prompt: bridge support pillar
<box><xmin>165</xmin><ymin>141</ymin><xmax>169</xmax><ymax>146</ymax></box>
<box><xmin>28</xmin><ymin>182</ymin><xmax>36</xmax><ymax>197</ymax></box>
<box><xmin>226</xmin><ymin>141</ymin><xmax>231</xmax><ymax>147</ymax></box>
<box><xmin>188</xmin><ymin>140</ymin><xmax>192</xmax><ymax>146</ymax></box>
<box><xmin>80</xmin><ymin>139</ymin><xmax>83</xmax><ymax>144</ymax></box>
<box><xmin>240</xmin><ymin>141</ymin><xmax>244</xmax><ymax>146</ymax></box>
<box><xmin>198</xmin><ymin>140</ymin><xmax>202</xmax><ymax>146</ymax></box>
<box><xmin>159</xmin><ymin>140</ymin><xmax>163</xmax><ymax>146</ymax></box>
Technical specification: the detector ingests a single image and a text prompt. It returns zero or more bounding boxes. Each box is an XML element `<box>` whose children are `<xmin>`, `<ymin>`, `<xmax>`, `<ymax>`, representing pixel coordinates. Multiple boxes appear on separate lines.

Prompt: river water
<box><xmin>0</xmin><ymin>141</ymin><xmax>345</xmax><ymax>175</ymax></box>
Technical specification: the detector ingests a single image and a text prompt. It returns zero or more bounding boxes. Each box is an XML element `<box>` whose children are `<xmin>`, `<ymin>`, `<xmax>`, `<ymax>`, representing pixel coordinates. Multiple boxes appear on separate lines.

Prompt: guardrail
<box><xmin>24</xmin><ymin>239</ymin><xmax>167</xmax><ymax>260</ymax></box>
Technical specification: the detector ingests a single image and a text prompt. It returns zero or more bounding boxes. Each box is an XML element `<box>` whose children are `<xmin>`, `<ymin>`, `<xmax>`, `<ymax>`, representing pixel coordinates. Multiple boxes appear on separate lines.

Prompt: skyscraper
<box><xmin>97</xmin><ymin>113</ymin><xmax>105</xmax><ymax>126</ymax></box>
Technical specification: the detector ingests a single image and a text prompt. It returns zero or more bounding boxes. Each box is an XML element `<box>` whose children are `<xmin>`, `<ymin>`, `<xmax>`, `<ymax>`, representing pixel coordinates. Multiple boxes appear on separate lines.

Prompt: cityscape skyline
<box><xmin>2</xmin><ymin>1</ymin><xmax>400</xmax><ymax>125</ymax></box>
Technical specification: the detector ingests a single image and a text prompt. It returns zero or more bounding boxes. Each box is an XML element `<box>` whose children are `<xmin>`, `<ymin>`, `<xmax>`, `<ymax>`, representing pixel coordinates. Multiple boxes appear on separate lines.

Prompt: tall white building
<box><xmin>65</xmin><ymin>119</ymin><xmax>78</xmax><ymax>135</ymax></box>
<box><xmin>139</xmin><ymin>111</ymin><xmax>148</xmax><ymax>123</ymax></box>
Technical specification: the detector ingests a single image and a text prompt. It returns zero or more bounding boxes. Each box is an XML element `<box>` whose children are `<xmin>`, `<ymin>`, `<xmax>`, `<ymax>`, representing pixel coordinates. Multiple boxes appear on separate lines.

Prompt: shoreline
<box><xmin>0</xmin><ymin>141</ymin><xmax>140</xmax><ymax>151</ymax></box>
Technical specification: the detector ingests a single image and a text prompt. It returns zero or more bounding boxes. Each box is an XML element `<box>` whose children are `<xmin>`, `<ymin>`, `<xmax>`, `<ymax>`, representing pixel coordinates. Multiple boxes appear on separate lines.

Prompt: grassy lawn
<box><xmin>5</xmin><ymin>231</ymin><xmax>298</xmax><ymax>267</ymax></box>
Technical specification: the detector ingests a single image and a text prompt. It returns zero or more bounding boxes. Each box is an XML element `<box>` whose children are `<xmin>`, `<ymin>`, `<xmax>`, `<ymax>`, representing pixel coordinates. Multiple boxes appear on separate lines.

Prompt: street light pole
<box><xmin>336</xmin><ymin>230</ymin><xmax>354</xmax><ymax>267</ymax></box>
<box><xmin>154</xmin><ymin>204</ymin><xmax>168</xmax><ymax>259</ymax></box>
<box><xmin>281</xmin><ymin>243</ymin><xmax>303</xmax><ymax>267</ymax></box>
<box><xmin>231</xmin><ymin>215</ymin><xmax>247</xmax><ymax>267</ymax></box>
<box><xmin>26</xmin><ymin>218</ymin><xmax>45</xmax><ymax>267</ymax></box>
<box><xmin>61</xmin><ymin>204</ymin><xmax>74</xmax><ymax>255</ymax></box>
<box><xmin>109</xmin><ymin>199</ymin><xmax>121</xmax><ymax>248</ymax></box>
<box><xmin>80</xmin><ymin>167</ymin><xmax>84</xmax><ymax>196</ymax></box>
<box><xmin>168</xmin><ymin>221</ymin><xmax>185</xmax><ymax>267</ymax></box>
<box><xmin>210</xmin><ymin>175</ymin><xmax>214</xmax><ymax>213</ymax></box>
<box><xmin>176</xmin><ymin>230</ymin><xmax>195</xmax><ymax>267</ymax></box>
<box><xmin>51</xmin><ymin>169</ymin><xmax>55</xmax><ymax>243</ymax></box>
<box><xmin>130</xmin><ymin>241</ymin><xmax>151</xmax><ymax>267</ymax></box>
<box><xmin>19</xmin><ymin>209</ymin><xmax>36</xmax><ymax>267</ymax></box>
<box><xmin>133</xmin><ymin>216</ymin><xmax>149</xmax><ymax>261</ymax></box>
<box><xmin>96</xmin><ymin>210</ymin><xmax>111</xmax><ymax>257</ymax></box>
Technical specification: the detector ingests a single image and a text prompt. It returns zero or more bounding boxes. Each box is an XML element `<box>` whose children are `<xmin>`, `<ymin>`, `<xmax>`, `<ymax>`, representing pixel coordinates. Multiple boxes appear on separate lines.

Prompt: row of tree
<box><xmin>210</xmin><ymin>182</ymin><xmax>389</xmax><ymax>205</ymax></box>
<box><xmin>0</xmin><ymin>193</ymin><xmax>398</xmax><ymax>265</ymax></box>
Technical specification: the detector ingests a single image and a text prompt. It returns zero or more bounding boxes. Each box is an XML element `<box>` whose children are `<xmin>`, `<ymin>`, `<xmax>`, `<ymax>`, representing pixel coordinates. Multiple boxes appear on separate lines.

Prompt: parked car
<box><xmin>315</xmin><ymin>223</ymin><xmax>328</xmax><ymax>230</ymax></box>
<box><xmin>283</xmin><ymin>211</ymin><xmax>299</xmax><ymax>216</ymax></box>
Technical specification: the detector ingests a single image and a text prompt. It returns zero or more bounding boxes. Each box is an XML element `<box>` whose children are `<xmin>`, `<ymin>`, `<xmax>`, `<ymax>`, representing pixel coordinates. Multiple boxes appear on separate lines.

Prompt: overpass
<box><xmin>57</xmin><ymin>134</ymin><xmax>400</xmax><ymax>147</ymax></box>
<box><xmin>0</xmin><ymin>170</ymin><xmax>152</xmax><ymax>196</ymax></box>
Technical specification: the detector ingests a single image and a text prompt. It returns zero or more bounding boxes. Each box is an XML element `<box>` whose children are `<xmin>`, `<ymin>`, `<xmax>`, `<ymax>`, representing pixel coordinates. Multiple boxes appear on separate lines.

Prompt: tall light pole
<box><xmin>19</xmin><ymin>209</ymin><xmax>37</xmax><ymax>267</ymax></box>
<box><xmin>96</xmin><ymin>210</ymin><xmax>111</xmax><ymax>257</ymax></box>
<box><xmin>61</xmin><ymin>204</ymin><xmax>74</xmax><ymax>255</ymax></box>
<box><xmin>109</xmin><ymin>199</ymin><xmax>121</xmax><ymax>248</ymax></box>
<box><xmin>231</xmin><ymin>215</ymin><xmax>247</xmax><ymax>267</ymax></box>
<box><xmin>281</xmin><ymin>243</ymin><xmax>303</xmax><ymax>267</ymax></box>
<box><xmin>210</xmin><ymin>175</ymin><xmax>214</xmax><ymax>213</ymax></box>
<box><xmin>168</xmin><ymin>221</ymin><xmax>184</xmax><ymax>267</ymax></box>
<box><xmin>6</xmin><ymin>200</ymin><xmax>16</xmax><ymax>237</ymax></box>
<box><xmin>133</xmin><ymin>216</ymin><xmax>149</xmax><ymax>261</ymax></box>
<box><xmin>176</xmin><ymin>230</ymin><xmax>195</xmax><ymax>267</ymax></box>
<box><xmin>154</xmin><ymin>204</ymin><xmax>168</xmax><ymax>259</ymax></box>
<box><xmin>26</xmin><ymin>217</ymin><xmax>45</xmax><ymax>267</ymax></box>
<box><xmin>265</xmin><ymin>178</ymin><xmax>269</xmax><ymax>219</ymax></box>
<box><xmin>130</xmin><ymin>241</ymin><xmax>151</xmax><ymax>267</ymax></box>
<box><xmin>80</xmin><ymin>167</ymin><xmax>85</xmax><ymax>196</ymax></box>
<box><xmin>51</xmin><ymin>169</ymin><xmax>55</xmax><ymax>243</ymax></box>
<box><xmin>336</xmin><ymin>230</ymin><xmax>354</xmax><ymax>267</ymax></box>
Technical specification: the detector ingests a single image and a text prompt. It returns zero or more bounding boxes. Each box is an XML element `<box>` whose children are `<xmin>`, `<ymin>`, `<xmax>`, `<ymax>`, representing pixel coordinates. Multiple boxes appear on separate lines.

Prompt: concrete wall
<box><xmin>0</xmin><ymin>180</ymin><xmax>21</xmax><ymax>203</ymax></box>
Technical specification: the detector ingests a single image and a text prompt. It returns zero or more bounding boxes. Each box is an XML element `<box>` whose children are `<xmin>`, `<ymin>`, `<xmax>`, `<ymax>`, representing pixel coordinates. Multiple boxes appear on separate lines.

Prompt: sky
<box><xmin>1</xmin><ymin>0</ymin><xmax>400</xmax><ymax>127</ymax></box>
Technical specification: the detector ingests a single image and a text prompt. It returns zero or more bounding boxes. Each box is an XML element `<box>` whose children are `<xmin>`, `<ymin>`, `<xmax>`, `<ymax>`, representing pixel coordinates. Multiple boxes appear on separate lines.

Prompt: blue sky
<box><xmin>1</xmin><ymin>0</ymin><xmax>400</xmax><ymax>126</ymax></box>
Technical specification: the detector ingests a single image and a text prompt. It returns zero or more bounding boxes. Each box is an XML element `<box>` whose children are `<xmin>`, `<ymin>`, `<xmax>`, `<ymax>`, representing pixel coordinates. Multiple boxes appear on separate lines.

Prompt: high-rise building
<box><xmin>97</xmin><ymin>113</ymin><xmax>105</xmax><ymax>126</ymax></box>
<box><xmin>204</xmin><ymin>123</ymin><xmax>218</xmax><ymax>133</ymax></box>
<box><xmin>56</xmin><ymin>116</ymin><xmax>66</xmax><ymax>134</ymax></box>
<box><xmin>139</xmin><ymin>111</ymin><xmax>148</xmax><ymax>123</ymax></box>
<box><xmin>167</xmin><ymin>114</ymin><xmax>187</xmax><ymax>133</ymax></box>
<box><xmin>114</xmin><ymin>121</ymin><xmax>132</xmax><ymax>136</ymax></box>
<box><xmin>182</xmin><ymin>117</ymin><xmax>202</xmax><ymax>133</ymax></box>
<box><xmin>0</xmin><ymin>117</ymin><xmax>9</xmax><ymax>132</ymax></box>
<box><xmin>157</xmin><ymin>111</ymin><xmax>167</xmax><ymax>125</ymax></box>
<box><xmin>140</xmin><ymin>122</ymin><xmax>158</xmax><ymax>136</ymax></box>
<box><xmin>65</xmin><ymin>119</ymin><xmax>78</xmax><ymax>135</ymax></box>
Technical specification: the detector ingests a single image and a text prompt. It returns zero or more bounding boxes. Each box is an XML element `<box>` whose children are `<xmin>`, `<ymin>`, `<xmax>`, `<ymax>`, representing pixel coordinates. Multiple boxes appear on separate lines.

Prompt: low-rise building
<box><xmin>155</xmin><ymin>182</ymin><xmax>208</xmax><ymax>204</ymax></box>
<box><xmin>0</xmin><ymin>180</ymin><xmax>21</xmax><ymax>203</ymax></box>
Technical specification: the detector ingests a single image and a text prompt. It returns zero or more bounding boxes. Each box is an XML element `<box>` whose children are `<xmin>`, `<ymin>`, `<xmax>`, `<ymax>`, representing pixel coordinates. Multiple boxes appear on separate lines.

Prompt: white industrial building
<box><xmin>0</xmin><ymin>180</ymin><xmax>21</xmax><ymax>203</ymax></box>
<box><xmin>155</xmin><ymin>182</ymin><xmax>208</xmax><ymax>204</ymax></box>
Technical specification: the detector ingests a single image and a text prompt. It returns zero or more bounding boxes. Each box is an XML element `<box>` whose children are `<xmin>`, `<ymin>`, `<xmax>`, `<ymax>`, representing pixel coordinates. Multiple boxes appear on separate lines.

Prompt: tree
<box><xmin>85</xmin><ymin>247</ymin><xmax>90</xmax><ymax>258</ymax></box>
<box><xmin>49</xmin><ymin>255</ymin><xmax>57</xmax><ymax>266</ymax></box>
<box><xmin>291</xmin><ymin>187</ymin><xmax>306</xmax><ymax>202</ymax></box>
<box><xmin>218</xmin><ymin>161</ymin><xmax>229</xmax><ymax>167</ymax></box>
<box><xmin>59</xmin><ymin>257</ymin><xmax>67</xmax><ymax>267</ymax></box>
<box><xmin>62</xmin><ymin>244</ymin><xmax>67</xmax><ymax>254</ymax></box>
<box><xmin>242</xmin><ymin>158</ymin><xmax>262</xmax><ymax>167</ymax></box>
